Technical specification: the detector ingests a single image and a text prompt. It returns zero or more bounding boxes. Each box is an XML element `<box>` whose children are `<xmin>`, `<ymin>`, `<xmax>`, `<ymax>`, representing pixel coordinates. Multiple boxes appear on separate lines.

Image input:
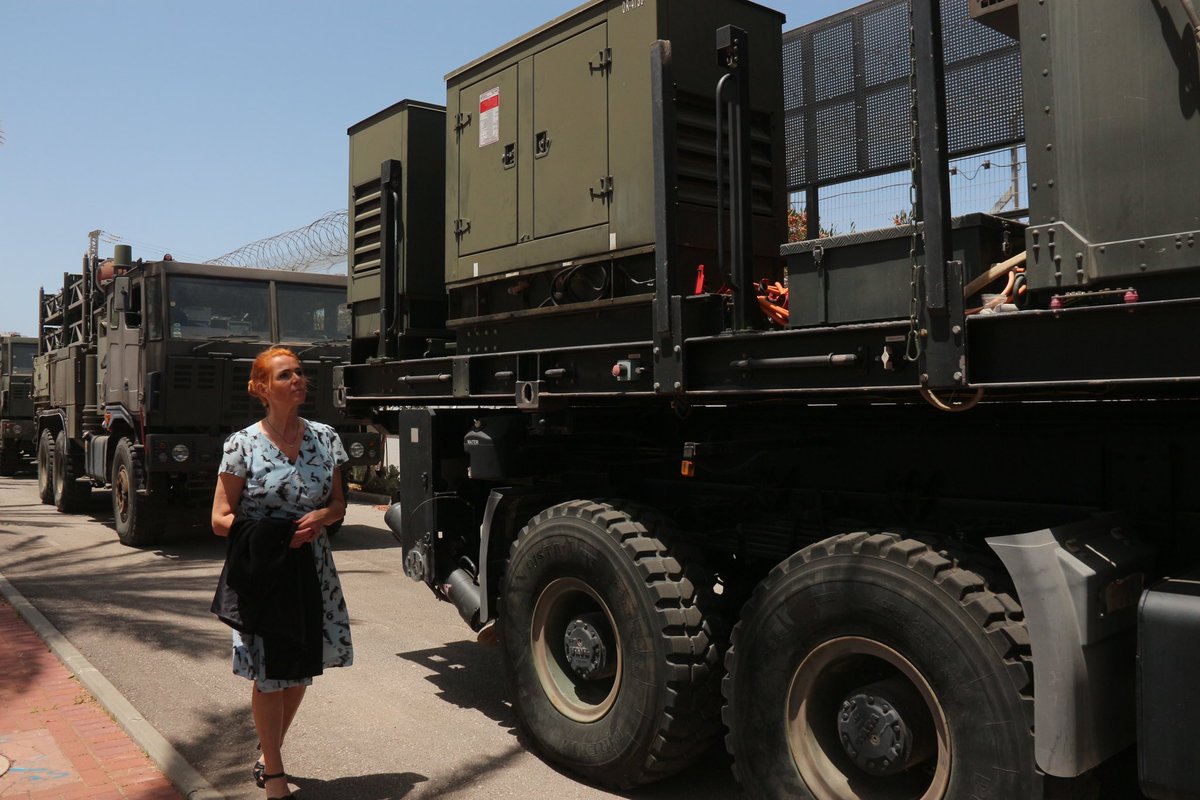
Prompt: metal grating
<box><xmin>350</xmin><ymin>183</ymin><xmax>382</xmax><ymax>274</ymax></box>
<box><xmin>784</xmin><ymin>0</ymin><xmax>1024</xmax><ymax>191</ymax></box>
<box><xmin>229</xmin><ymin>362</ymin><xmax>255</xmax><ymax>421</ymax></box>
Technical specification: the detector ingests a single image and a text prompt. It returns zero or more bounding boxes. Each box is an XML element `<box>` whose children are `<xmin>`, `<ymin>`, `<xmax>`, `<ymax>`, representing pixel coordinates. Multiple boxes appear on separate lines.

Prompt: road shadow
<box><xmin>0</xmin><ymin>528</ymin><xmax>230</xmax><ymax>662</ymax></box>
<box><xmin>394</xmin><ymin>639</ymin><xmax>744</xmax><ymax>798</ymax></box>
<box><xmin>290</xmin><ymin>770</ymin><xmax>428</xmax><ymax>799</ymax></box>
<box><xmin>328</xmin><ymin>522</ymin><xmax>402</xmax><ymax>553</ymax></box>
<box><xmin>396</xmin><ymin>641</ymin><xmax>514</xmax><ymax>731</ymax></box>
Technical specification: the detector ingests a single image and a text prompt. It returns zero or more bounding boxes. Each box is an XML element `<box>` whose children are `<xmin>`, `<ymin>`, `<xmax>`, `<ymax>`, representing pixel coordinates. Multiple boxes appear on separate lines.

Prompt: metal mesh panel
<box><xmin>784</xmin><ymin>0</ymin><xmax>1024</xmax><ymax>192</ymax></box>
<box><xmin>865</xmin><ymin>84</ymin><xmax>910</xmax><ymax>171</ymax></box>
<box><xmin>862</xmin><ymin>3</ymin><xmax>910</xmax><ymax>86</ymax></box>
<box><xmin>812</xmin><ymin>21</ymin><xmax>856</xmax><ymax>103</ymax></box>
<box><xmin>815</xmin><ymin>102</ymin><xmax>858</xmax><ymax>183</ymax></box>
<box><xmin>783</xmin><ymin>35</ymin><xmax>806</xmax><ymax>112</ymax></box>
<box><xmin>785</xmin><ymin>113</ymin><xmax>806</xmax><ymax>189</ymax></box>
<box><xmin>946</xmin><ymin>50</ymin><xmax>1024</xmax><ymax>152</ymax></box>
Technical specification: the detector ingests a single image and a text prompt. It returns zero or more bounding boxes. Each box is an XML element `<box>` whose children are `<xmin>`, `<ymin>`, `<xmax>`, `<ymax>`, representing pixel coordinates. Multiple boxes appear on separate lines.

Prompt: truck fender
<box><xmin>986</xmin><ymin>516</ymin><xmax>1153</xmax><ymax>778</ymax></box>
<box><xmin>476</xmin><ymin>489</ymin><xmax>507</xmax><ymax>626</ymax></box>
<box><xmin>35</xmin><ymin>410</ymin><xmax>66</xmax><ymax>439</ymax></box>
<box><xmin>103</xmin><ymin>405</ymin><xmax>139</xmax><ymax>438</ymax></box>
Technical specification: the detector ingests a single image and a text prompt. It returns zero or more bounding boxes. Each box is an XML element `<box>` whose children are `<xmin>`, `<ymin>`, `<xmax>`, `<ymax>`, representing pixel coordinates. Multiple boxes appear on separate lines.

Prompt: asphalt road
<box><xmin>0</xmin><ymin>475</ymin><xmax>743</xmax><ymax>800</ymax></box>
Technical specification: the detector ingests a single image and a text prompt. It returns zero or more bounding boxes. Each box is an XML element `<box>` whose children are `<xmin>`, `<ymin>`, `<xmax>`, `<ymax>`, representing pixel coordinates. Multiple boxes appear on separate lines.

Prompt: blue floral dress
<box><xmin>219</xmin><ymin>419</ymin><xmax>354</xmax><ymax>692</ymax></box>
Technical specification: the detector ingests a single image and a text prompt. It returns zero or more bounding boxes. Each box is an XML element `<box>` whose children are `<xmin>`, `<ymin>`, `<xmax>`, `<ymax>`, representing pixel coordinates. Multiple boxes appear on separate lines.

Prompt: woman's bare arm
<box><xmin>212</xmin><ymin>472</ymin><xmax>245</xmax><ymax>537</ymax></box>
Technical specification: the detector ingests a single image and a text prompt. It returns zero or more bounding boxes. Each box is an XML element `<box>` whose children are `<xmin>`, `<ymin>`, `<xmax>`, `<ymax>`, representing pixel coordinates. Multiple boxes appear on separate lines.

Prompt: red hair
<box><xmin>247</xmin><ymin>347</ymin><xmax>307</xmax><ymax>407</ymax></box>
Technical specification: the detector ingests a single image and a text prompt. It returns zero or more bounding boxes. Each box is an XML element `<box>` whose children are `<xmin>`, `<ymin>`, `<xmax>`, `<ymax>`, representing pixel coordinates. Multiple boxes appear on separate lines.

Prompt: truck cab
<box><xmin>36</xmin><ymin>245</ymin><xmax>381</xmax><ymax>546</ymax></box>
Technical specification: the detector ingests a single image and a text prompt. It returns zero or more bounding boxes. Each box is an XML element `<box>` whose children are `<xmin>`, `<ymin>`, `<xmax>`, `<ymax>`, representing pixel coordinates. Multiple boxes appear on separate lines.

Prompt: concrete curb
<box><xmin>0</xmin><ymin>571</ymin><xmax>225</xmax><ymax>800</ymax></box>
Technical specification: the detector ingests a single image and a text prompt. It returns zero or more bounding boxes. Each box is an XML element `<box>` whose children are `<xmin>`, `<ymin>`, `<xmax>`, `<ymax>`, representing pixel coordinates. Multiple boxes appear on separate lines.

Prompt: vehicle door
<box><xmin>106</xmin><ymin>277</ymin><xmax>144</xmax><ymax>411</ymax></box>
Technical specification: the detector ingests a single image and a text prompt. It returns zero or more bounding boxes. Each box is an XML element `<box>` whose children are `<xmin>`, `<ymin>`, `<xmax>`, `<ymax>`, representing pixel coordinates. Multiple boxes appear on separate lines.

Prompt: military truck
<box><xmin>0</xmin><ymin>335</ymin><xmax>37</xmax><ymax>476</ymax></box>
<box><xmin>35</xmin><ymin>245</ymin><xmax>381</xmax><ymax>546</ymax></box>
<box><xmin>336</xmin><ymin>0</ymin><xmax>1200</xmax><ymax>797</ymax></box>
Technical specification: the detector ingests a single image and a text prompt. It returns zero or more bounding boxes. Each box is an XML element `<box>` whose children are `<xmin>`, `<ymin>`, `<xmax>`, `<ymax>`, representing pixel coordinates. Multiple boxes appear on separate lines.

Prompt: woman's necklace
<box><xmin>263</xmin><ymin>416</ymin><xmax>300</xmax><ymax>447</ymax></box>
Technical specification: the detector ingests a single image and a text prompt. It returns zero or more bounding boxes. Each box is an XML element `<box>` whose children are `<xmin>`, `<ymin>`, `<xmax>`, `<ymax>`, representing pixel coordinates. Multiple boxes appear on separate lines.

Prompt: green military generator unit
<box><xmin>441</xmin><ymin>0</ymin><xmax>786</xmax><ymax>348</ymax></box>
<box><xmin>347</xmin><ymin>100</ymin><xmax>447</xmax><ymax>362</ymax></box>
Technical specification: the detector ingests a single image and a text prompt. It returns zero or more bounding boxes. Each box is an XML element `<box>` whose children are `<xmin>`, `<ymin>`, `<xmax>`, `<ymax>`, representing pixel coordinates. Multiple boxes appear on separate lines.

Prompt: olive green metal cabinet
<box><xmin>445</xmin><ymin>0</ymin><xmax>786</xmax><ymax>287</ymax></box>
<box><xmin>347</xmin><ymin>100</ymin><xmax>446</xmax><ymax>359</ymax></box>
<box><xmin>1011</xmin><ymin>0</ymin><xmax>1200</xmax><ymax>290</ymax></box>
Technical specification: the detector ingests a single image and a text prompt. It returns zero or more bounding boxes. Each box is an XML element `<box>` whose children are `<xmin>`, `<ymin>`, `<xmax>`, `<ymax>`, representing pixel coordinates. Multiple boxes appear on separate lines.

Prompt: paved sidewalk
<box><xmin>0</xmin><ymin>597</ymin><xmax>183</xmax><ymax>800</ymax></box>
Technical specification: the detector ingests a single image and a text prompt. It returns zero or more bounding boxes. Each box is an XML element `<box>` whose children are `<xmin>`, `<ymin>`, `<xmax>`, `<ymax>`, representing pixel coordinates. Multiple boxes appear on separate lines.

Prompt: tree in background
<box><xmin>787</xmin><ymin>208</ymin><xmax>808</xmax><ymax>242</ymax></box>
<box><xmin>788</xmin><ymin>207</ymin><xmax>846</xmax><ymax>241</ymax></box>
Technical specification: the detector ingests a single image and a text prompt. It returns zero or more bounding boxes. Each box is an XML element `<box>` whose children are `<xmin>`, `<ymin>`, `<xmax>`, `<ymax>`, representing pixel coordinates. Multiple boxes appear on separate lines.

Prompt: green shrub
<box><xmin>360</xmin><ymin>464</ymin><xmax>400</xmax><ymax>498</ymax></box>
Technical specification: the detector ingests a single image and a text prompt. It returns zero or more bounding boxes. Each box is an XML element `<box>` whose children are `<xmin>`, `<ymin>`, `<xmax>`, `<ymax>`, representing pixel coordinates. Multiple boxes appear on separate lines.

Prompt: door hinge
<box><xmin>589</xmin><ymin>176</ymin><xmax>614</xmax><ymax>202</ymax></box>
<box><xmin>589</xmin><ymin>48</ymin><xmax>613</xmax><ymax>74</ymax></box>
<box><xmin>454</xmin><ymin>112</ymin><xmax>472</xmax><ymax>132</ymax></box>
<box><xmin>453</xmin><ymin>218</ymin><xmax>472</xmax><ymax>238</ymax></box>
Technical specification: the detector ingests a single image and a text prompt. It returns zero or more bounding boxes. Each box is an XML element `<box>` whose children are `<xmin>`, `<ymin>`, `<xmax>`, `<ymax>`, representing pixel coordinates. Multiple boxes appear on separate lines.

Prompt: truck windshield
<box><xmin>10</xmin><ymin>343</ymin><xmax>35</xmax><ymax>373</ymax></box>
<box><xmin>277</xmin><ymin>284</ymin><xmax>350</xmax><ymax>343</ymax></box>
<box><xmin>167</xmin><ymin>277</ymin><xmax>271</xmax><ymax>340</ymax></box>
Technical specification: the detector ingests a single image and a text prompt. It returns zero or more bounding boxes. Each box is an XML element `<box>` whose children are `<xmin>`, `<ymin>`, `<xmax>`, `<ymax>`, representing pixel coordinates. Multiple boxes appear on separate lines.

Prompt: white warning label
<box><xmin>479</xmin><ymin>88</ymin><xmax>500</xmax><ymax>148</ymax></box>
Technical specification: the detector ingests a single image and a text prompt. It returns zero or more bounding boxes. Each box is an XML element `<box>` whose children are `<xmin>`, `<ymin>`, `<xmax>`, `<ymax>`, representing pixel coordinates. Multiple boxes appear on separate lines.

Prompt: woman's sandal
<box><xmin>261</xmin><ymin>771</ymin><xmax>295</xmax><ymax>799</ymax></box>
<box><xmin>253</xmin><ymin>741</ymin><xmax>266</xmax><ymax>788</ymax></box>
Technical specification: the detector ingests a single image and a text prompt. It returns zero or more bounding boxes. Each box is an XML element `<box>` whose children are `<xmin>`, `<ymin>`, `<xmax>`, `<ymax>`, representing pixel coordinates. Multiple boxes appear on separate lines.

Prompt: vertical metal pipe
<box><xmin>651</xmin><ymin>40</ymin><xmax>677</xmax><ymax>344</ymax></box>
<box><xmin>37</xmin><ymin>289</ymin><xmax>45</xmax><ymax>357</ymax></box>
<box><xmin>651</xmin><ymin>39</ymin><xmax>684</xmax><ymax>393</ymax></box>
<box><xmin>718</xmin><ymin>25</ymin><xmax>755</xmax><ymax>331</ymax></box>
<box><xmin>911</xmin><ymin>0</ymin><xmax>952</xmax><ymax>314</ymax></box>
<box><xmin>913</xmin><ymin>0</ymin><xmax>968</xmax><ymax>389</ymax></box>
<box><xmin>715</xmin><ymin>73</ymin><xmax>734</xmax><ymax>286</ymax></box>
<box><xmin>805</xmin><ymin>186</ymin><xmax>820</xmax><ymax>241</ymax></box>
<box><xmin>378</xmin><ymin>159</ymin><xmax>402</xmax><ymax>360</ymax></box>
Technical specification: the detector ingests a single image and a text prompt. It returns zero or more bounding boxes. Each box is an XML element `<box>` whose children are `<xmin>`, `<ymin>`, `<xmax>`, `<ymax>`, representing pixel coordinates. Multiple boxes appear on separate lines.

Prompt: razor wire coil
<box><xmin>205</xmin><ymin>209</ymin><xmax>348</xmax><ymax>273</ymax></box>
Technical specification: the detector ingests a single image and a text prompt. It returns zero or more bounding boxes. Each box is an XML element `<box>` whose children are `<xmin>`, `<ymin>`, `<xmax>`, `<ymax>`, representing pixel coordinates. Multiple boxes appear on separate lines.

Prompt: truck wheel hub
<box><xmin>836</xmin><ymin>682</ymin><xmax>915</xmax><ymax>776</ymax></box>
<box><xmin>564</xmin><ymin>612</ymin><xmax>615</xmax><ymax>680</ymax></box>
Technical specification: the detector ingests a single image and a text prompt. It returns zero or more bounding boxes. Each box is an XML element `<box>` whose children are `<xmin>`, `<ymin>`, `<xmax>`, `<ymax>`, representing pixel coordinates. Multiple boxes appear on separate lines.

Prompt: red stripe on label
<box><xmin>480</xmin><ymin>95</ymin><xmax>500</xmax><ymax>113</ymax></box>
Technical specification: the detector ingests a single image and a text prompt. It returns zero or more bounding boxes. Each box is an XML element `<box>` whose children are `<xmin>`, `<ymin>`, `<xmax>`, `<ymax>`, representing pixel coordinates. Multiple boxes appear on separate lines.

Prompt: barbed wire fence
<box><xmin>204</xmin><ymin>209</ymin><xmax>348</xmax><ymax>273</ymax></box>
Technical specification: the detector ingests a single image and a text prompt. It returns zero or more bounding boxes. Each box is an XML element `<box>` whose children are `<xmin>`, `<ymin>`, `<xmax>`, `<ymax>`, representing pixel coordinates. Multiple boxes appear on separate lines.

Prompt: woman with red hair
<box><xmin>212</xmin><ymin>346</ymin><xmax>353</xmax><ymax>799</ymax></box>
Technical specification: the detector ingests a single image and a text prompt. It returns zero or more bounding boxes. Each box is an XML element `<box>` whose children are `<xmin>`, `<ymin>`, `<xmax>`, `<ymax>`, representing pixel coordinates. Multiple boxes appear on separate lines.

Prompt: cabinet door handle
<box><xmin>589</xmin><ymin>176</ymin><xmax>614</xmax><ymax>202</ymax></box>
<box><xmin>534</xmin><ymin>131</ymin><xmax>551</xmax><ymax>159</ymax></box>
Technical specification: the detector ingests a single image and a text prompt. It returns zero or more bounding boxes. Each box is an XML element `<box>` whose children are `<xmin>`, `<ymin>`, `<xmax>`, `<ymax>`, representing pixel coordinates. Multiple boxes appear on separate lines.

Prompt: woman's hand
<box><xmin>291</xmin><ymin>469</ymin><xmax>347</xmax><ymax>548</ymax></box>
<box><xmin>292</xmin><ymin>509</ymin><xmax>333</xmax><ymax>548</ymax></box>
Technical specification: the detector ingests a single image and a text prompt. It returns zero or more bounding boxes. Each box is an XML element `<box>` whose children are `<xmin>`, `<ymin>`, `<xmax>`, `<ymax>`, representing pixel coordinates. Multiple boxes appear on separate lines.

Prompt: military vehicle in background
<box><xmin>0</xmin><ymin>335</ymin><xmax>37</xmax><ymax>476</ymax></box>
<box><xmin>35</xmin><ymin>243</ymin><xmax>381</xmax><ymax>546</ymax></box>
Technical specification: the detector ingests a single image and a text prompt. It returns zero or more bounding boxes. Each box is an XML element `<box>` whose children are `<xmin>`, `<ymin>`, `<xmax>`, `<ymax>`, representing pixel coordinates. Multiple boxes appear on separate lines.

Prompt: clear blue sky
<box><xmin>0</xmin><ymin>0</ymin><xmax>848</xmax><ymax>336</ymax></box>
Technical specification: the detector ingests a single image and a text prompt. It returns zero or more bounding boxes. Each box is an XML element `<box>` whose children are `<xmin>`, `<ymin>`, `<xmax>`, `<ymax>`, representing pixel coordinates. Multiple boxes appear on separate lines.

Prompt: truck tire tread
<box><xmin>723</xmin><ymin>531</ymin><xmax>1038</xmax><ymax>798</ymax></box>
<box><xmin>500</xmin><ymin>499</ymin><xmax>724</xmax><ymax>788</ymax></box>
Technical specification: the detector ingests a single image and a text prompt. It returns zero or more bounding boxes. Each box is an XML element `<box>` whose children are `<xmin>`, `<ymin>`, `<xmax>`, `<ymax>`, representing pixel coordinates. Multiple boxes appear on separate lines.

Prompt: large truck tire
<box><xmin>723</xmin><ymin>532</ymin><xmax>1041</xmax><ymax>800</ymax></box>
<box><xmin>36</xmin><ymin>430</ymin><xmax>55</xmax><ymax>504</ymax></box>
<box><xmin>498</xmin><ymin>500</ymin><xmax>724</xmax><ymax>789</ymax></box>
<box><xmin>111</xmin><ymin>437</ymin><xmax>166</xmax><ymax>547</ymax></box>
<box><xmin>53</xmin><ymin>431</ymin><xmax>90</xmax><ymax>513</ymax></box>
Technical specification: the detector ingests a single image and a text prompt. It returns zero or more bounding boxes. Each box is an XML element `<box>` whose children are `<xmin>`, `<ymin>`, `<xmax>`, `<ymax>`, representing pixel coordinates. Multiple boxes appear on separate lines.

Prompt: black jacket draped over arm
<box><xmin>211</xmin><ymin>517</ymin><xmax>324</xmax><ymax>681</ymax></box>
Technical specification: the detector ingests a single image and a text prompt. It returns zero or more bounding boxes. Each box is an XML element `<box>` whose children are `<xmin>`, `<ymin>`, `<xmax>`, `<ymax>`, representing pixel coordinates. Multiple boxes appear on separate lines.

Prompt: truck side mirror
<box><xmin>113</xmin><ymin>276</ymin><xmax>131</xmax><ymax>313</ymax></box>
